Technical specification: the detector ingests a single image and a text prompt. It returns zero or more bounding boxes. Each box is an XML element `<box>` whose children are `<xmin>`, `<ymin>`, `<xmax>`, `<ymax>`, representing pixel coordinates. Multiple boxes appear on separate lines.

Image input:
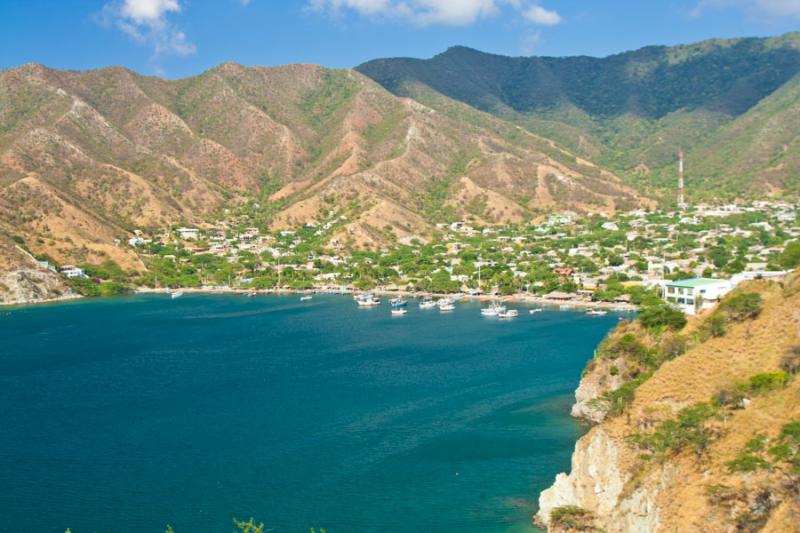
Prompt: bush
<box><xmin>779</xmin><ymin>240</ymin><xmax>800</xmax><ymax>269</ymax></box>
<box><xmin>720</xmin><ymin>292</ymin><xmax>762</xmax><ymax>321</ymax></box>
<box><xmin>769</xmin><ymin>421</ymin><xmax>800</xmax><ymax>473</ymax></box>
<box><xmin>779</xmin><ymin>346</ymin><xmax>800</xmax><ymax>375</ymax></box>
<box><xmin>712</xmin><ymin>386</ymin><xmax>747</xmax><ymax>409</ymax></box>
<box><xmin>597</xmin><ymin>372</ymin><xmax>652</xmax><ymax>417</ymax></box>
<box><xmin>630</xmin><ymin>402</ymin><xmax>719</xmax><ymax>458</ymax></box>
<box><xmin>550</xmin><ymin>506</ymin><xmax>595</xmax><ymax>530</ymax></box>
<box><xmin>703</xmin><ymin>312</ymin><xmax>727</xmax><ymax>338</ymax></box>
<box><xmin>748</xmin><ymin>372</ymin><xmax>789</xmax><ymax>393</ymax></box>
<box><xmin>638</xmin><ymin>303</ymin><xmax>687</xmax><ymax>331</ymax></box>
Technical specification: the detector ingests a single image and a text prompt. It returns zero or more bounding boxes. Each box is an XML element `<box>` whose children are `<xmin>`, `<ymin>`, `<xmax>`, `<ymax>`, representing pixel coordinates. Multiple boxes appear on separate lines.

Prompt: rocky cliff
<box><xmin>537</xmin><ymin>277</ymin><xmax>800</xmax><ymax>532</ymax></box>
<box><xmin>0</xmin><ymin>237</ymin><xmax>75</xmax><ymax>305</ymax></box>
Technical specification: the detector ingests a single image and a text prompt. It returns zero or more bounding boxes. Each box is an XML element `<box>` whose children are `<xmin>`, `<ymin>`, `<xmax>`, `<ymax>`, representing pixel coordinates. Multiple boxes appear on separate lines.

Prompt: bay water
<box><xmin>0</xmin><ymin>295</ymin><xmax>620</xmax><ymax>533</ymax></box>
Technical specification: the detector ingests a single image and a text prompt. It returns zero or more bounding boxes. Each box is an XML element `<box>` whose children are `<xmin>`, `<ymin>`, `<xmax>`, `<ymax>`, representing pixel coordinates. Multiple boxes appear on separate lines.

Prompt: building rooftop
<box><xmin>666</xmin><ymin>277</ymin><xmax>726</xmax><ymax>288</ymax></box>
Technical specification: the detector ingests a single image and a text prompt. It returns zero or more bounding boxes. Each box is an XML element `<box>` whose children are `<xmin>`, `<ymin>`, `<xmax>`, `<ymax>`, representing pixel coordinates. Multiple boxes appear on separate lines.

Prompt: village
<box><xmin>42</xmin><ymin>199</ymin><xmax>796</xmax><ymax>316</ymax></box>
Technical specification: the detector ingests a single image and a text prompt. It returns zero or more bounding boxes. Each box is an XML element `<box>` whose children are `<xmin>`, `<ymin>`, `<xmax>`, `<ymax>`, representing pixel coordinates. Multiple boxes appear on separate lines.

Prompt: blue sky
<box><xmin>1</xmin><ymin>0</ymin><xmax>799</xmax><ymax>78</ymax></box>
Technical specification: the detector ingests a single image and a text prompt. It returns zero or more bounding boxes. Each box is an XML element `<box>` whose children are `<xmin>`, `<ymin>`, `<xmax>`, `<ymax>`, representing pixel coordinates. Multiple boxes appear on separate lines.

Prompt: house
<box><xmin>177</xmin><ymin>227</ymin><xmax>200</xmax><ymax>240</ymax></box>
<box><xmin>663</xmin><ymin>278</ymin><xmax>734</xmax><ymax>316</ymax></box>
<box><xmin>60</xmin><ymin>265</ymin><xmax>88</xmax><ymax>279</ymax></box>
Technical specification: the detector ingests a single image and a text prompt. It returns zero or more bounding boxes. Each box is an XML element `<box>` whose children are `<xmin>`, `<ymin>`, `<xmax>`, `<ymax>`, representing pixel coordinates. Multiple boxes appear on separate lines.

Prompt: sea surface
<box><xmin>0</xmin><ymin>295</ymin><xmax>622</xmax><ymax>533</ymax></box>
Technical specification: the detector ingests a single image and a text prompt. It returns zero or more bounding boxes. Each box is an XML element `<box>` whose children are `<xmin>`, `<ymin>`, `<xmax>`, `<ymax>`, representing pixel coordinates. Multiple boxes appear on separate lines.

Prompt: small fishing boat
<box><xmin>300</xmin><ymin>295</ymin><xmax>313</xmax><ymax>302</ymax></box>
<box><xmin>498</xmin><ymin>309</ymin><xmax>519</xmax><ymax>319</ymax></box>
<box><xmin>170</xmin><ymin>290</ymin><xmax>184</xmax><ymax>299</ymax></box>
<box><xmin>247</xmin><ymin>291</ymin><xmax>256</xmax><ymax>298</ymax></box>
<box><xmin>389</xmin><ymin>297</ymin><xmax>407</xmax><ymax>308</ymax></box>
<box><xmin>438</xmin><ymin>299</ymin><xmax>455</xmax><ymax>312</ymax></box>
<box><xmin>481</xmin><ymin>301</ymin><xmax>506</xmax><ymax>317</ymax></box>
<box><xmin>391</xmin><ymin>308</ymin><xmax>407</xmax><ymax>316</ymax></box>
<box><xmin>529</xmin><ymin>308</ymin><xmax>543</xmax><ymax>314</ymax></box>
<box><xmin>586</xmin><ymin>309</ymin><xmax>608</xmax><ymax>316</ymax></box>
<box><xmin>356</xmin><ymin>294</ymin><xmax>380</xmax><ymax>307</ymax></box>
<box><xmin>419</xmin><ymin>297</ymin><xmax>437</xmax><ymax>310</ymax></box>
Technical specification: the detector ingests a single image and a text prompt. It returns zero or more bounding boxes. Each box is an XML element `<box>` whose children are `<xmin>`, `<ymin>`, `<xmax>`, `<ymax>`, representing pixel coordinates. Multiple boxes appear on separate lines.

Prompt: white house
<box><xmin>663</xmin><ymin>277</ymin><xmax>734</xmax><ymax>316</ymax></box>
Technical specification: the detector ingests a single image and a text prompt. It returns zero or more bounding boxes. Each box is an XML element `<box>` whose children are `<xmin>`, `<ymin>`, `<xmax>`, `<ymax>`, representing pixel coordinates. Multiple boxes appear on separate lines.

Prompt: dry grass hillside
<box><xmin>542</xmin><ymin>276</ymin><xmax>800</xmax><ymax>532</ymax></box>
<box><xmin>0</xmin><ymin>62</ymin><xmax>646</xmax><ymax>268</ymax></box>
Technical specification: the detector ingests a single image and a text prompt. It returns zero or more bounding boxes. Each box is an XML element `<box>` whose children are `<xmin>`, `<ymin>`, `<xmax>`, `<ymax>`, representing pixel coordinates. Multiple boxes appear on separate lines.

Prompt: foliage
<box><xmin>720</xmin><ymin>292</ymin><xmax>763</xmax><ymax>321</ymax></box>
<box><xmin>702</xmin><ymin>312</ymin><xmax>727</xmax><ymax>338</ymax></box>
<box><xmin>637</xmin><ymin>303</ymin><xmax>687</xmax><ymax>331</ymax></box>
<box><xmin>747</xmin><ymin>372</ymin><xmax>789</xmax><ymax>393</ymax></box>
<box><xmin>549</xmin><ymin>505</ymin><xmax>595</xmax><ymax>530</ymax></box>
<box><xmin>233</xmin><ymin>517</ymin><xmax>265</xmax><ymax>533</ymax></box>
<box><xmin>778</xmin><ymin>240</ymin><xmax>800</xmax><ymax>269</ymax></box>
<box><xmin>630</xmin><ymin>402</ymin><xmax>719</xmax><ymax>459</ymax></box>
<box><xmin>779</xmin><ymin>345</ymin><xmax>800</xmax><ymax>375</ymax></box>
<box><xmin>727</xmin><ymin>436</ymin><xmax>771</xmax><ymax>473</ymax></box>
<box><xmin>769</xmin><ymin>421</ymin><xmax>800</xmax><ymax>473</ymax></box>
<box><xmin>597</xmin><ymin>372</ymin><xmax>652</xmax><ymax>417</ymax></box>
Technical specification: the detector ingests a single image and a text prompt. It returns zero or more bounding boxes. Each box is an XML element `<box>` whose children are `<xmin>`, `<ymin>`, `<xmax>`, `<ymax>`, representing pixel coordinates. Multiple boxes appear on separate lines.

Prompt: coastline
<box><xmin>133</xmin><ymin>286</ymin><xmax>640</xmax><ymax>312</ymax></box>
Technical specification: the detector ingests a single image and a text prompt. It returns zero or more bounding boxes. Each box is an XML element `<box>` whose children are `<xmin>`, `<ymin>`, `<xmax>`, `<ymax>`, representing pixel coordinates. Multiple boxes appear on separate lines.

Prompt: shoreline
<box><xmin>133</xmin><ymin>286</ymin><xmax>640</xmax><ymax>312</ymax></box>
<box><xmin>3</xmin><ymin>286</ymin><xmax>639</xmax><ymax>312</ymax></box>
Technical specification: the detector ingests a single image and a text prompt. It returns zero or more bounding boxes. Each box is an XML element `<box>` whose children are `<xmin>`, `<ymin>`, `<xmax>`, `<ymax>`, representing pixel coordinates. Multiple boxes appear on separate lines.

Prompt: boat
<box><xmin>438</xmin><ymin>299</ymin><xmax>455</xmax><ymax>312</ymax></box>
<box><xmin>300</xmin><ymin>295</ymin><xmax>313</xmax><ymax>302</ymax></box>
<box><xmin>389</xmin><ymin>297</ymin><xmax>408</xmax><ymax>308</ymax></box>
<box><xmin>529</xmin><ymin>308</ymin><xmax>543</xmax><ymax>314</ymax></box>
<box><xmin>356</xmin><ymin>294</ymin><xmax>380</xmax><ymax>307</ymax></box>
<box><xmin>170</xmin><ymin>290</ymin><xmax>184</xmax><ymax>299</ymax></box>
<box><xmin>586</xmin><ymin>309</ymin><xmax>608</xmax><ymax>316</ymax></box>
<box><xmin>498</xmin><ymin>309</ymin><xmax>519</xmax><ymax>319</ymax></box>
<box><xmin>419</xmin><ymin>297</ymin><xmax>437</xmax><ymax>310</ymax></box>
<box><xmin>391</xmin><ymin>308</ymin><xmax>407</xmax><ymax>316</ymax></box>
<box><xmin>481</xmin><ymin>301</ymin><xmax>507</xmax><ymax>316</ymax></box>
<box><xmin>247</xmin><ymin>291</ymin><xmax>256</xmax><ymax>298</ymax></box>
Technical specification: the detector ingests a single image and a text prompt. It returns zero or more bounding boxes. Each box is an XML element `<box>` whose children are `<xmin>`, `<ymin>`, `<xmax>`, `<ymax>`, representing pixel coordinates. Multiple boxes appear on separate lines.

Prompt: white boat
<box><xmin>481</xmin><ymin>301</ymin><xmax>506</xmax><ymax>317</ymax></box>
<box><xmin>586</xmin><ymin>309</ymin><xmax>608</xmax><ymax>316</ymax></box>
<box><xmin>438</xmin><ymin>300</ymin><xmax>455</xmax><ymax>312</ymax></box>
<box><xmin>529</xmin><ymin>308</ymin><xmax>543</xmax><ymax>314</ymax></box>
<box><xmin>170</xmin><ymin>290</ymin><xmax>184</xmax><ymax>299</ymax></box>
<box><xmin>356</xmin><ymin>294</ymin><xmax>380</xmax><ymax>307</ymax></box>
<box><xmin>300</xmin><ymin>295</ymin><xmax>313</xmax><ymax>301</ymax></box>
<box><xmin>391</xmin><ymin>308</ymin><xmax>407</xmax><ymax>316</ymax></box>
<box><xmin>498</xmin><ymin>309</ymin><xmax>519</xmax><ymax>319</ymax></box>
<box><xmin>419</xmin><ymin>298</ymin><xmax>437</xmax><ymax>310</ymax></box>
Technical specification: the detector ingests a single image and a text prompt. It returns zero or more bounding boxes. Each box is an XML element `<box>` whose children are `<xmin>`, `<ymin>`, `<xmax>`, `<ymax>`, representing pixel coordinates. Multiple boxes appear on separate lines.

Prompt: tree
<box><xmin>779</xmin><ymin>240</ymin><xmax>800</xmax><ymax>269</ymax></box>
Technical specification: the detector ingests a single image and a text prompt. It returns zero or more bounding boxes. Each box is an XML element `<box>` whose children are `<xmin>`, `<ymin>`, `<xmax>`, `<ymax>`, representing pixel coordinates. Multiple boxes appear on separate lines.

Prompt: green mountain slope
<box><xmin>357</xmin><ymin>33</ymin><xmax>800</xmax><ymax>200</ymax></box>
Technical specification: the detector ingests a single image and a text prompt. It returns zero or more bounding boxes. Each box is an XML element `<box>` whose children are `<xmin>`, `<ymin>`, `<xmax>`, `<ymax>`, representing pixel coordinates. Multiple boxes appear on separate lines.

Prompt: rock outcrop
<box><xmin>536</xmin><ymin>279</ymin><xmax>800</xmax><ymax>532</ymax></box>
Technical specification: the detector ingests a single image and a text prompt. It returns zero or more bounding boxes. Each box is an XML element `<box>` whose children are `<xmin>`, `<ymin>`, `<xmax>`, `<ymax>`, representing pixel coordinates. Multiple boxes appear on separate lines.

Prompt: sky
<box><xmin>1</xmin><ymin>0</ymin><xmax>799</xmax><ymax>78</ymax></box>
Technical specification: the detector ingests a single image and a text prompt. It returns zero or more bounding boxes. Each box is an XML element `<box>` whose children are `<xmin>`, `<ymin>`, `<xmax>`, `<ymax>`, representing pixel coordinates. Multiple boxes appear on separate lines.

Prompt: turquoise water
<box><xmin>0</xmin><ymin>295</ymin><xmax>620</xmax><ymax>533</ymax></box>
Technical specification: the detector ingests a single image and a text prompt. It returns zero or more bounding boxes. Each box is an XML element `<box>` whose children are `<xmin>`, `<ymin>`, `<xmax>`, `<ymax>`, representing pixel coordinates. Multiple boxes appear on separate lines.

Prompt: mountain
<box><xmin>357</xmin><ymin>32</ymin><xmax>800</xmax><ymax>199</ymax></box>
<box><xmin>0</xmin><ymin>62</ymin><xmax>643</xmax><ymax>272</ymax></box>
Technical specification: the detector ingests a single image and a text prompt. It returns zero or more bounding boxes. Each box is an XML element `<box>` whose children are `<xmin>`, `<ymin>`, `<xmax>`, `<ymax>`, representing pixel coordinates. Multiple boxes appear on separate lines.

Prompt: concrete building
<box><xmin>664</xmin><ymin>277</ymin><xmax>734</xmax><ymax>315</ymax></box>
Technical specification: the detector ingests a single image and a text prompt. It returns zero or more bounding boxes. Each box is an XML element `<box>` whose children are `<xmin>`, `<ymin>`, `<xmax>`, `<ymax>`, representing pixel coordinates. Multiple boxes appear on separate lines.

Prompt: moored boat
<box><xmin>497</xmin><ymin>309</ymin><xmax>519</xmax><ymax>319</ymax></box>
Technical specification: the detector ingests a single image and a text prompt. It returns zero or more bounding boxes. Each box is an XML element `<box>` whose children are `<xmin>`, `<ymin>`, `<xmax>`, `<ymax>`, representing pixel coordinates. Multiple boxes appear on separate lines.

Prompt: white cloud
<box><xmin>98</xmin><ymin>0</ymin><xmax>196</xmax><ymax>58</ymax></box>
<box><xmin>522</xmin><ymin>5</ymin><xmax>561</xmax><ymax>25</ymax></box>
<box><xmin>691</xmin><ymin>0</ymin><xmax>800</xmax><ymax>19</ymax></box>
<box><xmin>308</xmin><ymin>0</ymin><xmax>562</xmax><ymax>27</ymax></box>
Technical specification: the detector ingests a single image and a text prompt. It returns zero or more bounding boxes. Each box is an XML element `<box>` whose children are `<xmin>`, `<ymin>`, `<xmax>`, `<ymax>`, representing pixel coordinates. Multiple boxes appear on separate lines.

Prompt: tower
<box><xmin>677</xmin><ymin>148</ymin><xmax>686</xmax><ymax>208</ymax></box>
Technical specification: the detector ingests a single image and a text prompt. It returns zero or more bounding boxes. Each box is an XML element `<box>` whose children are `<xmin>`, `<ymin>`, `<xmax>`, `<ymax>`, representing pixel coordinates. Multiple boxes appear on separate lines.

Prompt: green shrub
<box><xmin>550</xmin><ymin>505</ymin><xmax>594</xmax><ymax>530</ymax></box>
<box><xmin>597</xmin><ymin>372</ymin><xmax>652</xmax><ymax>417</ymax></box>
<box><xmin>703</xmin><ymin>312</ymin><xmax>727</xmax><ymax>338</ymax></box>
<box><xmin>720</xmin><ymin>292</ymin><xmax>763</xmax><ymax>321</ymax></box>
<box><xmin>638</xmin><ymin>303</ymin><xmax>687</xmax><ymax>331</ymax></box>
<box><xmin>768</xmin><ymin>421</ymin><xmax>800</xmax><ymax>473</ymax></box>
<box><xmin>630</xmin><ymin>402</ymin><xmax>719</xmax><ymax>458</ymax></box>
<box><xmin>727</xmin><ymin>435</ymin><xmax>771</xmax><ymax>473</ymax></box>
<box><xmin>748</xmin><ymin>372</ymin><xmax>789</xmax><ymax>393</ymax></box>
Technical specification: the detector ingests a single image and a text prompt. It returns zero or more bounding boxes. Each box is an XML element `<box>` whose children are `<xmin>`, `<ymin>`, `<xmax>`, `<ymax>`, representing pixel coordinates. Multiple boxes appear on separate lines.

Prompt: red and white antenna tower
<box><xmin>677</xmin><ymin>148</ymin><xmax>686</xmax><ymax>208</ymax></box>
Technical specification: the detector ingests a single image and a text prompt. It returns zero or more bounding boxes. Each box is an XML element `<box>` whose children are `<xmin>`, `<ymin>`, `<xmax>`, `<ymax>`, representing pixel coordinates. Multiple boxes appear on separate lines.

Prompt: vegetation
<box><xmin>637</xmin><ymin>303</ymin><xmax>687</xmax><ymax>331</ymax></box>
<box><xmin>630</xmin><ymin>402</ymin><xmax>720</xmax><ymax>459</ymax></box>
<box><xmin>549</xmin><ymin>505</ymin><xmax>595</xmax><ymax>530</ymax></box>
